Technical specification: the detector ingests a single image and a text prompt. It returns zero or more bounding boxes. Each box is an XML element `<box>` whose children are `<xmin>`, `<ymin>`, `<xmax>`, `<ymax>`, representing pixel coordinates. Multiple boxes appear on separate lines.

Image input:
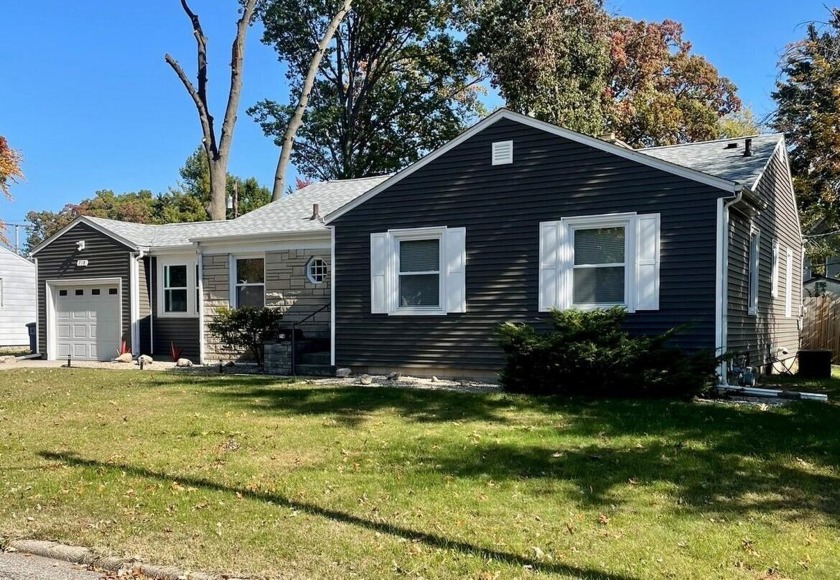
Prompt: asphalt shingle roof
<box><xmin>638</xmin><ymin>134</ymin><xmax>783</xmax><ymax>188</ymax></box>
<box><xmin>85</xmin><ymin>175</ymin><xmax>390</xmax><ymax>249</ymax></box>
<box><xmin>83</xmin><ymin>133</ymin><xmax>784</xmax><ymax>250</ymax></box>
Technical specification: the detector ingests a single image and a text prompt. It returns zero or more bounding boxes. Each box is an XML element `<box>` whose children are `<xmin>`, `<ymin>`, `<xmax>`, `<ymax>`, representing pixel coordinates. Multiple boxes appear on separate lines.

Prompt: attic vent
<box><xmin>492</xmin><ymin>141</ymin><xmax>513</xmax><ymax>165</ymax></box>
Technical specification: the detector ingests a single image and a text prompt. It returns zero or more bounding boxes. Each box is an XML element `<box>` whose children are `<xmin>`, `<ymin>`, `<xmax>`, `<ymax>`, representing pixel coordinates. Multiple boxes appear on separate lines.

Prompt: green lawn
<box><xmin>759</xmin><ymin>365</ymin><xmax>840</xmax><ymax>397</ymax></box>
<box><xmin>0</xmin><ymin>369</ymin><xmax>838</xmax><ymax>579</ymax></box>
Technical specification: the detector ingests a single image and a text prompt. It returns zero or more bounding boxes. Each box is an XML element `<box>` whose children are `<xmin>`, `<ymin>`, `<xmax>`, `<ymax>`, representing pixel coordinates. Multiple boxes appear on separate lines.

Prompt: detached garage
<box><xmin>33</xmin><ymin>220</ymin><xmax>138</xmax><ymax>361</ymax></box>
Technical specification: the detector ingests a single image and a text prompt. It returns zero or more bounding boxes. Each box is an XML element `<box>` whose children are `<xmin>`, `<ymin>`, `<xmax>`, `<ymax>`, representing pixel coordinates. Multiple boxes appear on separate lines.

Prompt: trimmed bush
<box><xmin>208</xmin><ymin>307</ymin><xmax>285</xmax><ymax>366</ymax></box>
<box><xmin>496</xmin><ymin>307</ymin><xmax>716</xmax><ymax>398</ymax></box>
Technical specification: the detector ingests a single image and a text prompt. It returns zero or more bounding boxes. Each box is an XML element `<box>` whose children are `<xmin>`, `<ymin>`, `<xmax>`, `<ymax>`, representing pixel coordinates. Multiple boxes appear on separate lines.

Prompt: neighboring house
<box><xmin>326</xmin><ymin>109</ymin><xmax>803</xmax><ymax>378</ymax></box>
<box><xmin>803</xmin><ymin>255</ymin><xmax>840</xmax><ymax>280</ymax></box>
<box><xmin>30</xmin><ymin>176</ymin><xmax>387</xmax><ymax>362</ymax></box>
<box><xmin>0</xmin><ymin>245</ymin><xmax>36</xmax><ymax>348</ymax></box>
<box><xmin>804</xmin><ymin>274</ymin><xmax>840</xmax><ymax>298</ymax></box>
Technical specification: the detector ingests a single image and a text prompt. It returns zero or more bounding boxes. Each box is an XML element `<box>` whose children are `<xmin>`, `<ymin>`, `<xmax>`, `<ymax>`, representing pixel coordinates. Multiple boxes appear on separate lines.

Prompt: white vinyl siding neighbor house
<box><xmin>0</xmin><ymin>245</ymin><xmax>37</xmax><ymax>348</ymax></box>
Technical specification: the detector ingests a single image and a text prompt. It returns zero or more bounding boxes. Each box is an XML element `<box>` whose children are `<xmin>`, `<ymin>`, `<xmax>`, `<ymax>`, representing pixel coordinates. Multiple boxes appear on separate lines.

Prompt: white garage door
<box><xmin>55</xmin><ymin>284</ymin><xmax>121</xmax><ymax>361</ymax></box>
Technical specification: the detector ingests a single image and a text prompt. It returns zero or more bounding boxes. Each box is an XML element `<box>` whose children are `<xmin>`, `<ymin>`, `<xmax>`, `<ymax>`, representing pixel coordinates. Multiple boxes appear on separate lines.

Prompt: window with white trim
<box><xmin>306</xmin><ymin>257</ymin><xmax>328</xmax><ymax>284</ymax></box>
<box><xmin>748</xmin><ymin>227</ymin><xmax>760</xmax><ymax>315</ymax></box>
<box><xmin>164</xmin><ymin>265</ymin><xmax>188</xmax><ymax>313</ymax></box>
<box><xmin>157</xmin><ymin>257</ymin><xmax>198</xmax><ymax>317</ymax></box>
<box><xmin>785</xmin><ymin>247</ymin><xmax>793</xmax><ymax>317</ymax></box>
<box><xmin>539</xmin><ymin>213</ymin><xmax>660</xmax><ymax>312</ymax></box>
<box><xmin>370</xmin><ymin>226</ymin><xmax>466</xmax><ymax>315</ymax></box>
<box><xmin>771</xmin><ymin>239</ymin><xmax>780</xmax><ymax>299</ymax></box>
<box><xmin>234</xmin><ymin>257</ymin><xmax>265</xmax><ymax>308</ymax></box>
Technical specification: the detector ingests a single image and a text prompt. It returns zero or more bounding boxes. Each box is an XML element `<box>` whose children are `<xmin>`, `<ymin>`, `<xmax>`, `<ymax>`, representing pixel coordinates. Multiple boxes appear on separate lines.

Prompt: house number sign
<box><xmin>76</xmin><ymin>259</ymin><xmax>89</xmax><ymax>267</ymax></box>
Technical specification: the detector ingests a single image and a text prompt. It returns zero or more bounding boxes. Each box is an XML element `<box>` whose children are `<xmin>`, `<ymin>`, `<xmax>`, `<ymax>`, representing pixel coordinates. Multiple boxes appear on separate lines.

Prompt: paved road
<box><xmin>0</xmin><ymin>553</ymin><xmax>105</xmax><ymax>580</ymax></box>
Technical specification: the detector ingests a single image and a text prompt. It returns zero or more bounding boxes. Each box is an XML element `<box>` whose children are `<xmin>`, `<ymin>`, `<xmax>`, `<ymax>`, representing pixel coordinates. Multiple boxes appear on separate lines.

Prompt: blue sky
<box><xmin>0</xmin><ymin>1</ymin><xmax>833</xmax><ymax>234</ymax></box>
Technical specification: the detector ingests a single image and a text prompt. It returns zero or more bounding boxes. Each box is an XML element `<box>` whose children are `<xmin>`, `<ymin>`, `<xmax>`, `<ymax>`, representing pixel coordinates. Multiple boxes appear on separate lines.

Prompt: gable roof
<box><xmin>325</xmin><ymin>109</ymin><xmax>778</xmax><ymax>223</ymax></box>
<box><xmin>32</xmin><ymin>175</ymin><xmax>391</xmax><ymax>254</ymax></box>
<box><xmin>190</xmin><ymin>175</ymin><xmax>390</xmax><ymax>242</ymax></box>
<box><xmin>638</xmin><ymin>134</ymin><xmax>784</xmax><ymax>190</ymax></box>
<box><xmin>0</xmin><ymin>244</ymin><xmax>35</xmax><ymax>267</ymax></box>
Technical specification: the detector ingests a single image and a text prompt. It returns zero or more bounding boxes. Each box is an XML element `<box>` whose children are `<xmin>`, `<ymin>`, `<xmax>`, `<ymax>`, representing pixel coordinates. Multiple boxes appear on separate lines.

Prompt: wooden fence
<box><xmin>801</xmin><ymin>296</ymin><xmax>840</xmax><ymax>363</ymax></box>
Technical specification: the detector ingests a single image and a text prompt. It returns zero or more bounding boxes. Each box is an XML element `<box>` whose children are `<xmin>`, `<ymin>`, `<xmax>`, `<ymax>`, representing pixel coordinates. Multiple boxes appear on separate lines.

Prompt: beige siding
<box><xmin>202</xmin><ymin>249</ymin><xmax>330</xmax><ymax>361</ymax></box>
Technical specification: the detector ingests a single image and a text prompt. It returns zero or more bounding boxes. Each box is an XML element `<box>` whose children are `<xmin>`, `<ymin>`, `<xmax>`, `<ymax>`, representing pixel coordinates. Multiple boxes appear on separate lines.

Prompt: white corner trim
<box><xmin>324</xmin><ymin>109</ymin><xmax>739</xmax><ymax>224</ymax></box>
<box><xmin>715</xmin><ymin>197</ymin><xmax>728</xmax><ymax>381</ymax></box>
<box><xmin>197</xmin><ymin>245</ymin><xmax>205</xmax><ymax>364</ymax></box>
<box><xmin>330</xmin><ymin>226</ymin><xmax>336</xmax><ymax>367</ymax></box>
<box><xmin>129</xmin><ymin>254</ymin><xmax>140</xmax><ymax>356</ymax></box>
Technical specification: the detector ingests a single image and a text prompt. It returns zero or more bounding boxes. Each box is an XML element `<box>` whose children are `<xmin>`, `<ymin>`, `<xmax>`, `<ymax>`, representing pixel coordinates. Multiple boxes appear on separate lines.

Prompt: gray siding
<box><xmin>332</xmin><ymin>118</ymin><xmax>721</xmax><ymax>374</ymax></box>
<box><xmin>727</xmin><ymin>148</ymin><xmax>802</xmax><ymax>370</ymax></box>
<box><xmin>35</xmin><ymin>222</ymin><xmax>133</xmax><ymax>356</ymax></box>
<box><xmin>150</xmin><ymin>257</ymin><xmax>200</xmax><ymax>360</ymax></box>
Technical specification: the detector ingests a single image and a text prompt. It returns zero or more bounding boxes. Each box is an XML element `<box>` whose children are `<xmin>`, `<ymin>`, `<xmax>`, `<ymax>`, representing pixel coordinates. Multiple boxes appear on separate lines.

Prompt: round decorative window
<box><xmin>306</xmin><ymin>257</ymin><xmax>328</xmax><ymax>284</ymax></box>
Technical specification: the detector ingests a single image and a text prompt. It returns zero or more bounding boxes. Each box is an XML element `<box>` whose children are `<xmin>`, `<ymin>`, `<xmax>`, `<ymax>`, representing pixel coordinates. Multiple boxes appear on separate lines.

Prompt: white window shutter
<box><xmin>370</xmin><ymin>232</ymin><xmax>389</xmax><ymax>313</ymax></box>
<box><xmin>785</xmin><ymin>247</ymin><xmax>793</xmax><ymax>317</ymax></box>
<box><xmin>634</xmin><ymin>214</ymin><xmax>660</xmax><ymax>311</ymax></box>
<box><xmin>445</xmin><ymin>227</ymin><xmax>467</xmax><ymax>313</ymax></box>
<box><xmin>539</xmin><ymin>222</ymin><xmax>561</xmax><ymax>311</ymax></box>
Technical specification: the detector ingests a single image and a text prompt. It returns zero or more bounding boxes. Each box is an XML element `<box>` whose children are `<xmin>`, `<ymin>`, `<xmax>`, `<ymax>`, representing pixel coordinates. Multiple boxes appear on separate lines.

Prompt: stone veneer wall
<box><xmin>202</xmin><ymin>249</ymin><xmax>331</xmax><ymax>362</ymax></box>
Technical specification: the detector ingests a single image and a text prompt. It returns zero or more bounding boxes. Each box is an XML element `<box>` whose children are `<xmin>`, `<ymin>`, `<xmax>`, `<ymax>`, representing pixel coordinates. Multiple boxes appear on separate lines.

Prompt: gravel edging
<box><xmin>309</xmin><ymin>374</ymin><xmax>501</xmax><ymax>393</ymax></box>
<box><xmin>1</xmin><ymin>539</ymin><xmax>246</xmax><ymax>580</ymax></box>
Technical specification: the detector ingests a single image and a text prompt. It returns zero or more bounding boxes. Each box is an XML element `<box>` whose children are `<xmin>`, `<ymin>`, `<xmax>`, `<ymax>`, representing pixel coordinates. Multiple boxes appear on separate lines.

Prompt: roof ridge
<box><xmin>641</xmin><ymin>133</ymin><xmax>783</xmax><ymax>151</ymax></box>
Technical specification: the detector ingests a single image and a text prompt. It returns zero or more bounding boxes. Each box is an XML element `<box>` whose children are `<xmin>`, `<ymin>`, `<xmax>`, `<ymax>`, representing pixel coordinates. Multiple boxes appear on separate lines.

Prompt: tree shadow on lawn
<box><xmin>38</xmin><ymin>451</ymin><xmax>638</xmax><ymax>580</ymax></box>
<box><xmin>204</xmin><ymin>384</ymin><xmax>523</xmax><ymax>426</ymax></box>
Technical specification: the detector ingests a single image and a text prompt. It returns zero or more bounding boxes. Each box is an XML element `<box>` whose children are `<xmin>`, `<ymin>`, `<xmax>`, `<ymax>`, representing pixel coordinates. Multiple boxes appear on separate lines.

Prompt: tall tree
<box><xmin>178</xmin><ymin>146</ymin><xmax>270</xmax><ymax>218</ymax></box>
<box><xmin>249</xmin><ymin>0</ymin><xmax>484</xmax><ymax>186</ymax></box>
<box><xmin>717</xmin><ymin>108</ymin><xmax>761</xmax><ymax>139</ymax></box>
<box><xmin>165</xmin><ymin>0</ymin><xmax>258</xmax><ymax>220</ymax></box>
<box><xmin>463</xmin><ymin>0</ymin><xmax>610</xmax><ymax>134</ymax></box>
<box><xmin>605</xmin><ymin>18</ymin><xmax>741</xmax><ymax>147</ymax></box>
<box><xmin>772</xmin><ymin>7</ymin><xmax>840</xmax><ymax>257</ymax></box>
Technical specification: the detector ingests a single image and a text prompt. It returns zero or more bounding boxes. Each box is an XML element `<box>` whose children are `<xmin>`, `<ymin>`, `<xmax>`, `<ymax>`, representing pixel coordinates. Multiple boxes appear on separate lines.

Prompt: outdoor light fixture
<box><xmin>76</xmin><ymin>240</ymin><xmax>86</xmax><ymax>251</ymax></box>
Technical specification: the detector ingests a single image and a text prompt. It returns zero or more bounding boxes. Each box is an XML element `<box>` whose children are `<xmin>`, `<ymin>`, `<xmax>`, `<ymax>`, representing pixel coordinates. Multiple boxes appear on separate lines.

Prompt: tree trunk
<box><xmin>165</xmin><ymin>0</ymin><xmax>258</xmax><ymax>220</ymax></box>
<box><xmin>272</xmin><ymin>0</ymin><xmax>353</xmax><ymax>201</ymax></box>
<box><xmin>208</xmin><ymin>157</ymin><xmax>228</xmax><ymax>221</ymax></box>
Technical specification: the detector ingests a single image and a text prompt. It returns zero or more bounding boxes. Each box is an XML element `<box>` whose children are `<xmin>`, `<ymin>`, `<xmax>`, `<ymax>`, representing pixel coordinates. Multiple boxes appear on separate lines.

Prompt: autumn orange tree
<box><xmin>0</xmin><ymin>135</ymin><xmax>24</xmax><ymax>242</ymax></box>
<box><xmin>0</xmin><ymin>135</ymin><xmax>23</xmax><ymax>201</ymax></box>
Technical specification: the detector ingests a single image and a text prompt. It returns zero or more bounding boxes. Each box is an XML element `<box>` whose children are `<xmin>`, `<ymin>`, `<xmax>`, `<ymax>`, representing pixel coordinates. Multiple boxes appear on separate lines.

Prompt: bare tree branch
<box><xmin>166</xmin><ymin>0</ymin><xmax>258</xmax><ymax>220</ymax></box>
<box><xmin>272</xmin><ymin>0</ymin><xmax>354</xmax><ymax>201</ymax></box>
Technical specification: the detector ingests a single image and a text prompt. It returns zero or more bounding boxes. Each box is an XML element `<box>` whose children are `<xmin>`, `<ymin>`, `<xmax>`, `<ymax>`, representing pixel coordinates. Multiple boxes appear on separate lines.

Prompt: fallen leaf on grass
<box><xmin>597</xmin><ymin>514</ymin><xmax>609</xmax><ymax>525</ymax></box>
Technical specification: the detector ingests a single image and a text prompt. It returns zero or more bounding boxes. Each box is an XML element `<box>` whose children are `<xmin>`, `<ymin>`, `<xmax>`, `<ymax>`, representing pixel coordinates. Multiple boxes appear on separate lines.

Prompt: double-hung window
<box><xmin>370</xmin><ymin>226</ymin><xmax>466</xmax><ymax>315</ymax></box>
<box><xmin>784</xmin><ymin>247</ymin><xmax>793</xmax><ymax>317</ymax></box>
<box><xmin>164</xmin><ymin>265</ymin><xmax>188</xmax><ymax>313</ymax></box>
<box><xmin>398</xmin><ymin>239</ymin><xmax>441</xmax><ymax>308</ymax></box>
<box><xmin>539</xmin><ymin>212</ymin><xmax>660</xmax><ymax>312</ymax></box>
<box><xmin>234</xmin><ymin>257</ymin><xmax>265</xmax><ymax>308</ymax></box>
<box><xmin>572</xmin><ymin>227</ymin><xmax>626</xmax><ymax>306</ymax></box>
<box><xmin>748</xmin><ymin>227</ymin><xmax>760</xmax><ymax>315</ymax></box>
<box><xmin>158</xmin><ymin>257</ymin><xmax>198</xmax><ymax>317</ymax></box>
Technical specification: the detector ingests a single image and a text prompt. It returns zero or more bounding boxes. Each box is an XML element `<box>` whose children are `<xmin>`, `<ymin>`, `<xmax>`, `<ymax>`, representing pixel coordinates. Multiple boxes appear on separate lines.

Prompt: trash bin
<box><xmin>797</xmin><ymin>349</ymin><xmax>832</xmax><ymax>379</ymax></box>
<box><xmin>25</xmin><ymin>322</ymin><xmax>36</xmax><ymax>354</ymax></box>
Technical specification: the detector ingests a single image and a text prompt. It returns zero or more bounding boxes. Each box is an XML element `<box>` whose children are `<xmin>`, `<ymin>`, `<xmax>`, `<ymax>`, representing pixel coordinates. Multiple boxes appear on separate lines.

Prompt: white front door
<box><xmin>54</xmin><ymin>284</ymin><xmax>121</xmax><ymax>361</ymax></box>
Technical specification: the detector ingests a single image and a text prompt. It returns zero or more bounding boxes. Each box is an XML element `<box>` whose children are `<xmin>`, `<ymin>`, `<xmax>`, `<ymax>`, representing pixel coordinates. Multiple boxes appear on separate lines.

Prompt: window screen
<box><xmin>573</xmin><ymin>227</ymin><xmax>625</xmax><ymax>305</ymax></box>
<box><xmin>399</xmin><ymin>239</ymin><xmax>440</xmax><ymax>307</ymax></box>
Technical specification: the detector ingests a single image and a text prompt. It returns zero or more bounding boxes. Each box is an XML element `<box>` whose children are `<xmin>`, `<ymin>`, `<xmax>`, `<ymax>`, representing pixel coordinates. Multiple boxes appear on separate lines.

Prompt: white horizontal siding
<box><xmin>0</xmin><ymin>248</ymin><xmax>37</xmax><ymax>346</ymax></box>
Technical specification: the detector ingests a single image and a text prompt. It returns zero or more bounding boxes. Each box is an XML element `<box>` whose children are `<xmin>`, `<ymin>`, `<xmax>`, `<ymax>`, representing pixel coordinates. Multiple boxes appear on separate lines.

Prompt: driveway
<box><xmin>0</xmin><ymin>552</ymin><xmax>106</xmax><ymax>580</ymax></box>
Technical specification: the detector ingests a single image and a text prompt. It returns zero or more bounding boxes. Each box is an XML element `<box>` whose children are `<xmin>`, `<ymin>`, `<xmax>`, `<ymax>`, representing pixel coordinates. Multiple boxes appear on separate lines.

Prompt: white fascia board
<box><xmin>188</xmin><ymin>229</ymin><xmax>330</xmax><ymax>244</ymax></box>
<box><xmin>198</xmin><ymin>234</ymin><xmax>331</xmax><ymax>256</ymax></box>
<box><xmin>324</xmin><ymin>109</ymin><xmax>739</xmax><ymax>224</ymax></box>
<box><xmin>31</xmin><ymin>216</ymin><xmax>140</xmax><ymax>256</ymax></box>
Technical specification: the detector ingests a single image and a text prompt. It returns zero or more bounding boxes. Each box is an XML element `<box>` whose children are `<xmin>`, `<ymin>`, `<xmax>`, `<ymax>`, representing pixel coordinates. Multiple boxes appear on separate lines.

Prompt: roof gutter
<box><xmin>188</xmin><ymin>230</ymin><xmax>329</xmax><ymax>245</ymax></box>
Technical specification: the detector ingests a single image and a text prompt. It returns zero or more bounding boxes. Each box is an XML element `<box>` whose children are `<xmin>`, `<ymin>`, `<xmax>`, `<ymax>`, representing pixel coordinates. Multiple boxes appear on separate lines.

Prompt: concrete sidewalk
<box><xmin>0</xmin><ymin>552</ymin><xmax>105</xmax><ymax>580</ymax></box>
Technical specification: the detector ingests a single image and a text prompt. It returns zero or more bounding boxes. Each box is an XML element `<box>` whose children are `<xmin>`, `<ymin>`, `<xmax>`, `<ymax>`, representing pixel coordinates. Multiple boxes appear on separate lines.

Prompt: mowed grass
<box><xmin>0</xmin><ymin>369</ymin><xmax>838</xmax><ymax>579</ymax></box>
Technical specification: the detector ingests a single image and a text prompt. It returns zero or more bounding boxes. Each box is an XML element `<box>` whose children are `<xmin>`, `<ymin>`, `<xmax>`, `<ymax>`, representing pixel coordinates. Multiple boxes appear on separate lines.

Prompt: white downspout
<box><xmin>718</xmin><ymin>186</ymin><xmax>744</xmax><ymax>384</ymax></box>
<box><xmin>197</xmin><ymin>243</ymin><xmax>205</xmax><ymax>365</ymax></box>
